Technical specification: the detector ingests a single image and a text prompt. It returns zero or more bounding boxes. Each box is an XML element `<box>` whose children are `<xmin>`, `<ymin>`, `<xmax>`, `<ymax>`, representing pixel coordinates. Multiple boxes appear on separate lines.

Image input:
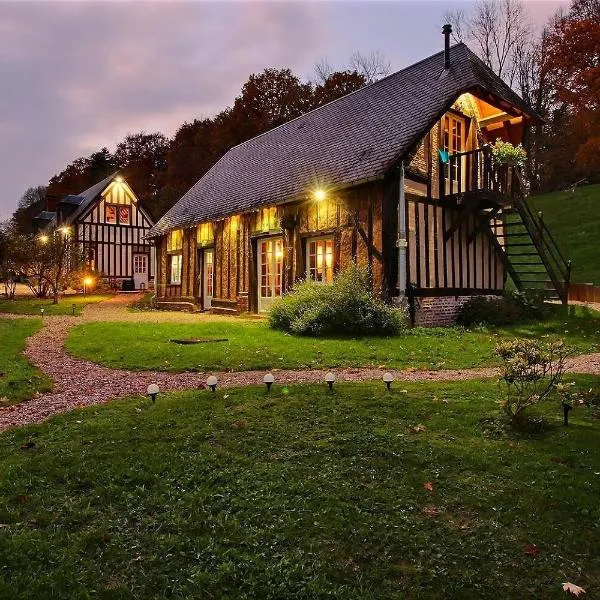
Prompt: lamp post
<box><xmin>206</xmin><ymin>375</ymin><xmax>218</xmax><ymax>393</ymax></box>
<box><xmin>325</xmin><ymin>372</ymin><xmax>336</xmax><ymax>391</ymax></box>
<box><xmin>263</xmin><ymin>373</ymin><xmax>275</xmax><ymax>392</ymax></box>
<box><xmin>383</xmin><ymin>372</ymin><xmax>394</xmax><ymax>391</ymax></box>
<box><xmin>147</xmin><ymin>383</ymin><xmax>159</xmax><ymax>403</ymax></box>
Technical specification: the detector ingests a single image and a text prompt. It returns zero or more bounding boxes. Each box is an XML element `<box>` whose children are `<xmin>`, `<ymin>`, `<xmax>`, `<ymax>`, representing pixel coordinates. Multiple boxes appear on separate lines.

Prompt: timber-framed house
<box><xmin>147</xmin><ymin>29</ymin><xmax>569</xmax><ymax>325</ymax></box>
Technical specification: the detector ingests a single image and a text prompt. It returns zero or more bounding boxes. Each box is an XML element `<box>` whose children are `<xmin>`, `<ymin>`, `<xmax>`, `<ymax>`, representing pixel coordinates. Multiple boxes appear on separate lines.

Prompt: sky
<box><xmin>0</xmin><ymin>0</ymin><xmax>567</xmax><ymax>220</ymax></box>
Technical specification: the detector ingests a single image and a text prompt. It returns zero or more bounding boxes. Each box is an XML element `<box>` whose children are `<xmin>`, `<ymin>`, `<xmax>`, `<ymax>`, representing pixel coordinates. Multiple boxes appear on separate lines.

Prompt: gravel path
<box><xmin>1</xmin><ymin>295</ymin><xmax>599</xmax><ymax>431</ymax></box>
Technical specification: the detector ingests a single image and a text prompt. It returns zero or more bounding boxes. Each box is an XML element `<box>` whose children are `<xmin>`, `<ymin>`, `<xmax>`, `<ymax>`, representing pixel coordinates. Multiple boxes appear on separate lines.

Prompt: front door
<box><xmin>257</xmin><ymin>237</ymin><xmax>283</xmax><ymax>312</ymax></box>
<box><xmin>202</xmin><ymin>249</ymin><xmax>214</xmax><ymax>310</ymax></box>
<box><xmin>133</xmin><ymin>254</ymin><xmax>148</xmax><ymax>289</ymax></box>
<box><xmin>443</xmin><ymin>113</ymin><xmax>466</xmax><ymax>195</ymax></box>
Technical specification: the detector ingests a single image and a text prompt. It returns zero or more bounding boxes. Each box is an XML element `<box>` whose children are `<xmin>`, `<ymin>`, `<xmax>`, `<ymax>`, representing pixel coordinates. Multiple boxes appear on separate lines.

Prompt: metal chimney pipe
<box><xmin>442</xmin><ymin>24</ymin><xmax>452</xmax><ymax>70</ymax></box>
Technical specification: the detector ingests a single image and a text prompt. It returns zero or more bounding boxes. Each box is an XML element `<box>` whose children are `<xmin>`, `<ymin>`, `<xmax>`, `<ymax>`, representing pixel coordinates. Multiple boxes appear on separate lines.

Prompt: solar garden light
<box><xmin>40</xmin><ymin>308</ymin><xmax>44</xmax><ymax>319</ymax></box>
<box><xmin>263</xmin><ymin>373</ymin><xmax>275</xmax><ymax>392</ymax></box>
<box><xmin>147</xmin><ymin>383</ymin><xmax>159</xmax><ymax>403</ymax></box>
<box><xmin>383</xmin><ymin>372</ymin><xmax>394</xmax><ymax>391</ymax></box>
<box><xmin>563</xmin><ymin>402</ymin><xmax>573</xmax><ymax>426</ymax></box>
<box><xmin>72</xmin><ymin>303</ymin><xmax>76</xmax><ymax>316</ymax></box>
<box><xmin>325</xmin><ymin>372</ymin><xmax>336</xmax><ymax>391</ymax></box>
<box><xmin>206</xmin><ymin>375</ymin><xmax>218</xmax><ymax>393</ymax></box>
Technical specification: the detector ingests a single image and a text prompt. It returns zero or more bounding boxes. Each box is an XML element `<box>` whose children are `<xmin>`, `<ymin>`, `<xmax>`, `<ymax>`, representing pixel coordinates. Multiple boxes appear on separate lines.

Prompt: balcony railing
<box><xmin>439</xmin><ymin>145</ymin><xmax>521</xmax><ymax>202</ymax></box>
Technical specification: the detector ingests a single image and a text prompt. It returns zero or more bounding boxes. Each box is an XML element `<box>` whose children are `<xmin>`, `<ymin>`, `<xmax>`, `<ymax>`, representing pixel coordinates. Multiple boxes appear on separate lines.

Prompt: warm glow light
<box><xmin>115</xmin><ymin>176</ymin><xmax>124</xmax><ymax>183</ymax></box>
<box><xmin>60</xmin><ymin>226</ymin><xmax>70</xmax><ymax>235</ymax></box>
<box><xmin>39</xmin><ymin>234</ymin><xmax>49</xmax><ymax>243</ymax></box>
<box><xmin>314</xmin><ymin>189</ymin><xmax>326</xmax><ymax>202</ymax></box>
<box><xmin>83</xmin><ymin>277</ymin><xmax>94</xmax><ymax>287</ymax></box>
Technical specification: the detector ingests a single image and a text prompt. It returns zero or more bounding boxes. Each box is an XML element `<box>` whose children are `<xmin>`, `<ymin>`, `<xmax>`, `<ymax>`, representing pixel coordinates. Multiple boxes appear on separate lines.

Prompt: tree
<box><xmin>444</xmin><ymin>0</ymin><xmax>531</xmax><ymax>88</ymax></box>
<box><xmin>9</xmin><ymin>230</ymin><xmax>85</xmax><ymax>302</ymax></box>
<box><xmin>0</xmin><ymin>221</ymin><xmax>17</xmax><ymax>299</ymax></box>
<box><xmin>349</xmin><ymin>51</ymin><xmax>391</xmax><ymax>84</ymax></box>
<box><xmin>11</xmin><ymin>186</ymin><xmax>47</xmax><ymax>235</ymax></box>
<box><xmin>313</xmin><ymin>70</ymin><xmax>367</xmax><ymax>108</ymax></box>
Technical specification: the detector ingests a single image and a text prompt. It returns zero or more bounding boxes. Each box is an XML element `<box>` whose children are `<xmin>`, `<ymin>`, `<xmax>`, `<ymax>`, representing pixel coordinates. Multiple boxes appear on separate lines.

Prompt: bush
<box><xmin>457</xmin><ymin>290</ymin><xmax>547</xmax><ymax>327</ymax></box>
<box><xmin>495</xmin><ymin>338</ymin><xmax>568</xmax><ymax>423</ymax></box>
<box><xmin>269</xmin><ymin>265</ymin><xmax>406</xmax><ymax>336</ymax></box>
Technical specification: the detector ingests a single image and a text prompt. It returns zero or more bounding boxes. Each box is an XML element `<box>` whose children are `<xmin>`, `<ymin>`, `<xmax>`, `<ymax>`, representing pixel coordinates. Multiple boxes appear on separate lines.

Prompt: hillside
<box><xmin>528</xmin><ymin>184</ymin><xmax>600</xmax><ymax>285</ymax></box>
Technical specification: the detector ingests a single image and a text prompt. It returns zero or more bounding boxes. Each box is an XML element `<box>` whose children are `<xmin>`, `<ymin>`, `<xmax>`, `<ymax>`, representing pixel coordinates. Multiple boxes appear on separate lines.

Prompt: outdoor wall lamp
<box><xmin>206</xmin><ymin>375</ymin><xmax>218</xmax><ymax>392</ymax></box>
<box><xmin>325</xmin><ymin>372</ymin><xmax>336</xmax><ymax>391</ymax></box>
<box><xmin>147</xmin><ymin>383</ymin><xmax>159</xmax><ymax>403</ymax></box>
<box><xmin>383</xmin><ymin>372</ymin><xmax>394</xmax><ymax>390</ymax></box>
<box><xmin>263</xmin><ymin>373</ymin><xmax>275</xmax><ymax>391</ymax></box>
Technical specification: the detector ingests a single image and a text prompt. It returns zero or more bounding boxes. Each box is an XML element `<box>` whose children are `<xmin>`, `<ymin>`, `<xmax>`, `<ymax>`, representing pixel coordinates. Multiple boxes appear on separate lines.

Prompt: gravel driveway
<box><xmin>1</xmin><ymin>294</ymin><xmax>598</xmax><ymax>431</ymax></box>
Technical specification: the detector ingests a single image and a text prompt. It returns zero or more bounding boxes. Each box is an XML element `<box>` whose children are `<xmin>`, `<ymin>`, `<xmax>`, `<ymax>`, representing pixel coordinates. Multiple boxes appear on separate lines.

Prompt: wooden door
<box><xmin>443</xmin><ymin>113</ymin><xmax>466</xmax><ymax>195</ymax></box>
<box><xmin>133</xmin><ymin>254</ymin><xmax>148</xmax><ymax>289</ymax></box>
<box><xmin>203</xmin><ymin>248</ymin><xmax>214</xmax><ymax>310</ymax></box>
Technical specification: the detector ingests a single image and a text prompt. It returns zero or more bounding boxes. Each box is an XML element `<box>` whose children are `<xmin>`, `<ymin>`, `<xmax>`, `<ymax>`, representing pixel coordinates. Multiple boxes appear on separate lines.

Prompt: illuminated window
<box><xmin>118</xmin><ymin>206</ymin><xmax>130</xmax><ymax>225</ymax></box>
<box><xmin>169</xmin><ymin>254</ymin><xmax>182</xmax><ymax>285</ymax></box>
<box><xmin>257</xmin><ymin>207</ymin><xmax>278</xmax><ymax>232</ymax></box>
<box><xmin>167</xmin><ymin>229</ymin><xmax>183</xmax><ymax>252</ymax></box>
<box><xmin>307</xmin><ymin>237</ymin><xmax>334</xmax><ymax>283</ymax></box>
<box><xmin>105</xmin><ymin>205</ymin><xmax>117</xmax><ymax>224</ymax></box>
<box><xmin>443</xmin><ymin>114</ymin><xmax>465</xmax><ymax>185</ymax></box>
<box><xmin>197</xmin><ymin>222</ymin><xmax>214</xmax><ymax>246</ymax></box>
<box><xmin>205</xmin><ymin>250</ymin><xmax>214</xmax><ymax>297</ymax></box>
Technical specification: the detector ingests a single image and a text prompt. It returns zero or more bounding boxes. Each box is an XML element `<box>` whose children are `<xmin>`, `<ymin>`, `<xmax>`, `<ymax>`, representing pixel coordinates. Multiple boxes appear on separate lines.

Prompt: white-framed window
<box><xmin>306</xmin><ymin>236</ymin><xmax>334</xmax><ymax>283</ymax></box>
<box><xmin>134</xmin><ymin>254</ymin><xmax>147</xmax><ymax>274</ymax></box>
<box><xmin>169</xmin><ymin>254</ymin><xmax>182</xmax><ymax>285</ymax></box>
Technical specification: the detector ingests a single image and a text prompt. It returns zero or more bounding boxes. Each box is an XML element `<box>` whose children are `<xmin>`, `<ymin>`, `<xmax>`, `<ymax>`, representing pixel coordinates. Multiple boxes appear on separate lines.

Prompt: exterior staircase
<box><xmin>490</xmin><ymin>196</ymin><xmax>571</xmax><ymax>303</ymax></box>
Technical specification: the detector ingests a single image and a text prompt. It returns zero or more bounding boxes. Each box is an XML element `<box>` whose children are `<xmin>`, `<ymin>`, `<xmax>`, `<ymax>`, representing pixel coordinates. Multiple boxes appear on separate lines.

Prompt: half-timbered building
<box><xmin>147</xmin><ymin>30</ymin><xmax>570</xmax><ymax>325</ymax></box>
<box><xmin>34</xmin><ymin>173</ymin><xmax>156</xmax><ymax>289</ymax></box>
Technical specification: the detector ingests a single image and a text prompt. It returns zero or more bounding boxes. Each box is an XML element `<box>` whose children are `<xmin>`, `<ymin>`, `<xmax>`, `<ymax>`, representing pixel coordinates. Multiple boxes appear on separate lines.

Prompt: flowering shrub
<box><xmin>491</xmin><ymin>139</ymin><xmax>527</xmax><ymax>167</ymax></box>
<box><xmin>495</xmin><ymin>338</ymin><xmax>568</xmax><ymax>422</ymax></box>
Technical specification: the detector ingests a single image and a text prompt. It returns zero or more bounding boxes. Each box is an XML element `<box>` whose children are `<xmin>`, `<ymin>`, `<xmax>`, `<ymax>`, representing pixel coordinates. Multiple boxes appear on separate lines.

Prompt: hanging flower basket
<box><xmin>491</xmin><ymin>139</ymin><xmax>527</xmax><ymax>167</ymax></box>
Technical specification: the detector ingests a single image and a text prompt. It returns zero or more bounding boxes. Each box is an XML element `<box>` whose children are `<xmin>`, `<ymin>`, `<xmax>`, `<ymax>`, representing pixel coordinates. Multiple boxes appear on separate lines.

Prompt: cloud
<box><xmin>0</xmin><ymin>0</ymin><xmax>328</xmax><ymax>218</ymax></box>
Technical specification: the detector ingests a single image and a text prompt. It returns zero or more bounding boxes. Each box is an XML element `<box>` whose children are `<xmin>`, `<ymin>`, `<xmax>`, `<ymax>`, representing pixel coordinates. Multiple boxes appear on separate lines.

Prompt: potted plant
<box><xmin>491</xmin><ymin>138</ymin><xmax>527</xmax><ymax>167</ymax></box>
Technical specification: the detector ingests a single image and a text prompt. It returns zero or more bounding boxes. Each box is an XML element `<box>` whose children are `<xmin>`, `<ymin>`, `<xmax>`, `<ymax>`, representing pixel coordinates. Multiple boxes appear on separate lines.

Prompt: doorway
<box><xmin>132</xmin><ymin>253</ymin><xmax>148</xmax><ymax>289</ymax></box>
<box><xmin>443</xmin><ymin>113</ymin><xmax>466</xmax><ymax>194</ymax></box>
<box><xmin>257</xmin><ymin>237</ymin><xmax>283</xmax><ymax>312</ymax></box>
<box><xmin>201</xmin><ymin>248</ymin><xmax>214</xmax><ymax>310</ymax></box>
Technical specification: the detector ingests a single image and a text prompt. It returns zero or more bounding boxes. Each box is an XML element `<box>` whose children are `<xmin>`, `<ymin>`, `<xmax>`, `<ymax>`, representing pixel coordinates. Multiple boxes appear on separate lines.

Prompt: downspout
<box><xmin>396</xmin><ymin>161</ymin><xmax>408</xmax><ymax>296</ymax></box>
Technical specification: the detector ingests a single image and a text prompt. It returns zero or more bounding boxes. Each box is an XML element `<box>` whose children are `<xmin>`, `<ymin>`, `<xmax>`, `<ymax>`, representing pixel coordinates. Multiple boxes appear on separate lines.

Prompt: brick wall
<box><xmin>413</xmin><ymin>295</ymin><xmax>500</xmax><ymax>327</ymax></box>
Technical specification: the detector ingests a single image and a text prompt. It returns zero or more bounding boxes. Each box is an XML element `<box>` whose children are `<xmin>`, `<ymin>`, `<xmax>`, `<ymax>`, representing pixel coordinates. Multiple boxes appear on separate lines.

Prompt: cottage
<box><xmin>147</xmin><ymin>29</ymin><xmax>570</xmax><ymax>325</ymax></box>
<box><xmin>34</xmin><ymin>173</ymin><xmax>156</xmax><ymax>290</ymax></box>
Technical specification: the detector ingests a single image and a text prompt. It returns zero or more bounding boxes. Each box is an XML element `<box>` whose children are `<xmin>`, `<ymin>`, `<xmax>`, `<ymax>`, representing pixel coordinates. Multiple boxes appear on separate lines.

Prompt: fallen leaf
<box><xmin>412</xmin><ymin>424</ymin><xmax>426</xmax><ymax>433</ymax></box>
<box><xmin>563</xmin><ymin>582</ymin><xmax>586</xmax><ymax>597</ymax></box>
<box><xmin>422</xmin><ymin>505</ymin><xmax>440</xmax><ymax>517</ymax></box>
<box><xmin>423</xmin><ymin>482</ymin><xmax>434</xmax><ymax>492</ymax></box>
<box><xmin>523</xmin><ymin>543</ymin><xmax>540</xmax><ymax>557</ymax></box>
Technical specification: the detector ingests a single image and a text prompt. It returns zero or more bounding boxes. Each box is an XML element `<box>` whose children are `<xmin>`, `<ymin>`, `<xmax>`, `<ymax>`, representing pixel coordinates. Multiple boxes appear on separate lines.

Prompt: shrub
<box><xmin>269</xmin><ymin>265</ymin><xmax>406</xmax><ymax>336</ymax></box>
<box><xmin>457</xmin><ymin>291</ymin><xmax>547</xmax><ymax>327</ymax></box>
<box><xmin>495</xmin><ymin>338</ymin><xmax>568</xmax><ymax>423</ymax></box>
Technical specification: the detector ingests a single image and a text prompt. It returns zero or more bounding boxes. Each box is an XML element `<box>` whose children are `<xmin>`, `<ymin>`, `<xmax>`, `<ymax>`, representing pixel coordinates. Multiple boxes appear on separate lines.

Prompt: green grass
<box><xmin>1</xmin><ymin>378</ymin><xmax>599</xmax><ymax>598</ymax></box>
<box><xmin>0</xmin><ymin>318</ymin><xmax>52</xmax><ymax>405</ymax></box>
<box><xmin>65</xmin><ymin>305</ymin><xmax>600</xmax><ymax>373</ymax></box>
<box><xmin>0</xmin><ymin>294</ymin><xmax>109</xmax><ymax>316</ymax></box>
<box><xmin>529</xmin><ymin>183</ymin><xmax>600</xmax><ymax>284</ymax></box>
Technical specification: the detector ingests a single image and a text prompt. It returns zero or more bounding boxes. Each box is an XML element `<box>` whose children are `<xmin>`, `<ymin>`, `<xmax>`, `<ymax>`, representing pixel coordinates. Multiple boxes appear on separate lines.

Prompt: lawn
<box><xmin>529</xmin><ymin>183</ymin><xmax>600</xmax><ymax>285</ymax></box>
<box><xmin>0</xmin><ymin>318</ymin><xmax>52</xmax><ymax>405</ymax></box>
<box><xmin>0</xmin><ymin>294</ymin><xmax>109</xmax><ymax>316</ymax></box>
<box><xmin>0</xmin><ymin>378</ymin><xmax>598</xmax><ymax>598</ymax></box>
<box><xmin>65</xmin><ymin>305</ymin><xmax>600</xmax><ymax>373</ymax></box>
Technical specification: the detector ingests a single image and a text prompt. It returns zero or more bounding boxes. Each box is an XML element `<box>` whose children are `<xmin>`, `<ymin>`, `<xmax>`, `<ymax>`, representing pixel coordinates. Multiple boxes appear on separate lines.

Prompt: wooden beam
<box><xmin>444</xmin><ymin>197</ymin><xmax>479</xmax><ymax>241</ymax></box>
<box><xmin>467</xmin><ymin>207</ymin><xmax>501</xmax><ymax>245</ymax></box>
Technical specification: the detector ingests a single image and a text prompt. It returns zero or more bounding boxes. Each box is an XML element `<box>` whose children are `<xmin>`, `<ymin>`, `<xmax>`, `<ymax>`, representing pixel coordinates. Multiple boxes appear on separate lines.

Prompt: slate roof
<box><xmin>65</xmin><ymin>172</ymin><xmax>120</xmax><ymax>223</ymax></box>
<box><xmin>34</xmin><ymin>211</ymin><xmax>57</xmax><ymax>222</ymax></box>
<box><xmin>148</xmin><ymin>43</ymin><xmax>537</xmax><ymax>238</ymax></box>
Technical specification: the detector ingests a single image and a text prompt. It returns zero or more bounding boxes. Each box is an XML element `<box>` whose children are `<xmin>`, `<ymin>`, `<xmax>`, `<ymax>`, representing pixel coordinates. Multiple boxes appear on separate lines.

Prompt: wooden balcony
<box><xmin>439</xmin><ymin>145</ymin><xmax>521</xmax><ymax>206</ymax></box>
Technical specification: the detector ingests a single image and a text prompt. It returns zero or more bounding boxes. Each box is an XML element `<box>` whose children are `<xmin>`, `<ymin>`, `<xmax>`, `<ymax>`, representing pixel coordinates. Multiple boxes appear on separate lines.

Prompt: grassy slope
<box><xmin>65</xmin><ymin>305</ymin><xmax>600</xmax><ymax>373</ymax></box>
<box><xmin>529</xmin><ymin>184</ymin><xmax>600</xmax><ymax>285</ymax></box>
<box><xmin>0</xmin><ymin>294</ymin><xmax>108</xmax><ymax>316</ymax></box>
<box><xmin>0</xmin><ymin>379</ymin><xmax>598</xmax><ymax>599</ymax></box>
<box><xmin>0</xmin><ymin>319</ymin><xmax>52</xmax><ymax>405</ymax></box>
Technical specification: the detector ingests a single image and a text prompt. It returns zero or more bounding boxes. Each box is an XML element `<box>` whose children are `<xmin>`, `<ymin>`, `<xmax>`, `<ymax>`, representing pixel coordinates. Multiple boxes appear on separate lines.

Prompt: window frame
<box><xmin>169</xmin><ymin>254</ymin><xmax>183</xmax><ymax>285</ymax></box>
<box><xmin>305</xmin><ymin>235</ymin><xmax>334</xmax><ymax>284</ymax></box>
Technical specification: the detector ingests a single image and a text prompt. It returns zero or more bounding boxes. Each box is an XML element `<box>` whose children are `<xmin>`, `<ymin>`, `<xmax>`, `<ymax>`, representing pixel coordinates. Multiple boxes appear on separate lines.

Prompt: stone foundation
<box><xmin>413</xmin><ymin>295</ymin><xmax>499</xmax><ymax>327</ymax></box>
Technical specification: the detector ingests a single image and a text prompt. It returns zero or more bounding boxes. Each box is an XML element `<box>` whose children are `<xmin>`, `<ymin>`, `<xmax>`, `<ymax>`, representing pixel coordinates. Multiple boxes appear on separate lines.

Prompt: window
<box><xmin>105</xmin><ymin>204</ymin><xmax>117</xmax><ymax>224</ymax></box>
<box><xmin>167</xmin><ymin>229</ymin><xmax>183</xmax><ymax>252</ymax></box>
<box><xmin>134</xmin><ymin>254</ymin><xmax>147</xmax><ymax>274</ymax></box>
<box><xmin>169</xmin><ymin>254</ymin><xmax>182</xmax><ymax>285</ymax></box>
<box><xmin>259</xmin><ymin>238</ymin><xmax>283</xmax><ymax>299</ymax></box>
<box><xmin>118</xmin><ymin>206</ymin><xmax>130</xmax><ymax>225</ymax></box>
<box><xmin>443</xmin><ymin>114</ymin><xmax>465</xmax><ymax>185</ymax></box>
<box><xmin>306</xmin><ymin>237</ymin><xmax>334</xmax><ymax>283</ymax></box>
<box><xmin>197</xmin><ymin>222</ymin><xmax>214</xmax><ymax>246</ymax></box>
<box><xmin>204</xmin><ymin>250</ymin><xmax>214</xmax><ymax>297</ymax></box>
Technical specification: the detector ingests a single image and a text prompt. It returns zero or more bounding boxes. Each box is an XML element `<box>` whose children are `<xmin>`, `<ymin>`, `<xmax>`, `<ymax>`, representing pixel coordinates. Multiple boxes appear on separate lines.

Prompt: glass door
<box><xmin>258</xmin><ymin>237</ymin><xmax>283</xmax><ymax>312</ymax></box>
<box><xmin>203</xmin><ymin>248</ymin><xmax>214</xmax><ymax>310</ymax></box>
<box><xmin>443</xmin><ymin>113</ymin><xmax>466</xmax><ymax>195</ymax></box>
